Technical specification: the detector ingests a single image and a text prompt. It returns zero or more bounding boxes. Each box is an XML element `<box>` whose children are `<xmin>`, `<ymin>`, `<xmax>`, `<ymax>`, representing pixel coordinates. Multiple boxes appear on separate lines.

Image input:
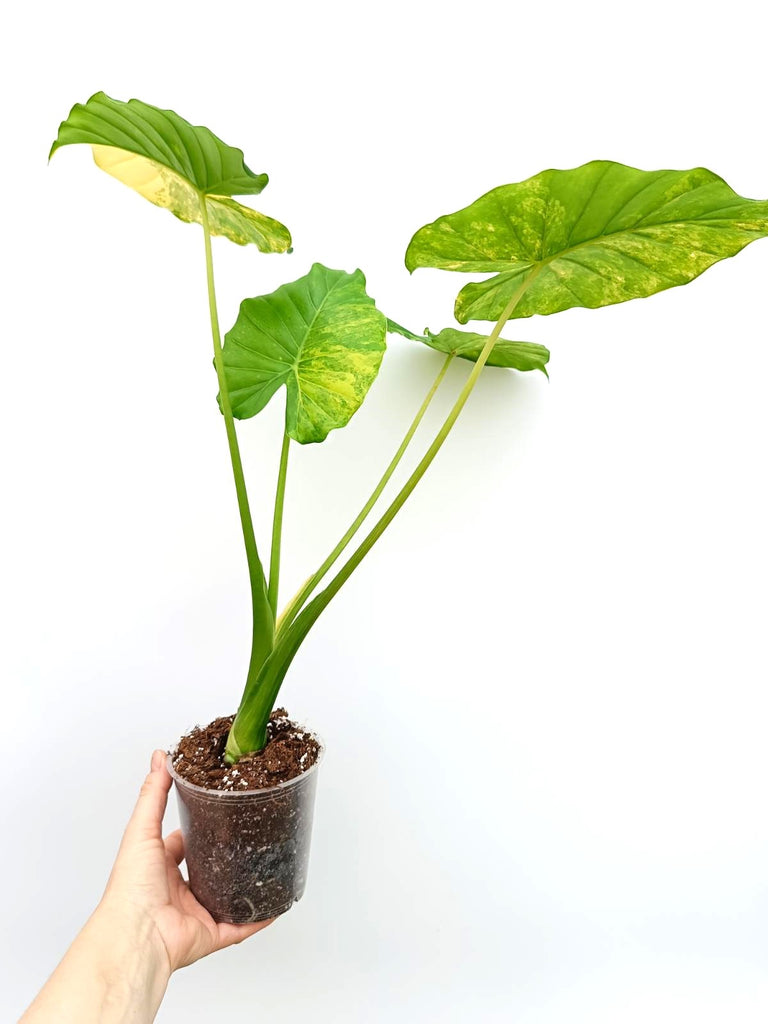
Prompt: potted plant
<box><xmin>51</xmin><ymin>92</ymin><xmax>768</xmax><ymax>924</ymax></box>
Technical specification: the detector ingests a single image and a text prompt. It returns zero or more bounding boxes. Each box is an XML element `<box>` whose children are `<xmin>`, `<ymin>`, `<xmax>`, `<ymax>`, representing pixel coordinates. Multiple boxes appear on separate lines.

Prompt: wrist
<box><xmin>85</xmin><ymin>901</ymin><xmax>172</xmax><ymax>1020</ymax></box>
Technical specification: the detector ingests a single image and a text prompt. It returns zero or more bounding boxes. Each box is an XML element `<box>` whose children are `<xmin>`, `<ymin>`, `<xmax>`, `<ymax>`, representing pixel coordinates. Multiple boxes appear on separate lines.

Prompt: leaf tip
<box><xmin>248</xmin><ymin>167</ymin><xmax>269</xmax><ymax>192</ymax></box>
<box><xmin>404</xmin><ymin>239</ymin><xmax>420</xmax><ymax>274</ymax></box>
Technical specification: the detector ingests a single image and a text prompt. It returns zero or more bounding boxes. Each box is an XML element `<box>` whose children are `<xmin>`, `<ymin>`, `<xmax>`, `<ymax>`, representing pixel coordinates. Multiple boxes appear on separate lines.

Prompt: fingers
<box><xmin>215</xmin><ymin>919</ymin><xmax>274</xmax><ymax>950</ymax></box>
<box><xmin>123</xmin><ymin>750</ymin><xmax>172</xmax><ymax>845</ymax></box>
<box><xmin>164</xmin><ymin>829</ymin><xmax>185</xmax><ymax>866</ymax></box>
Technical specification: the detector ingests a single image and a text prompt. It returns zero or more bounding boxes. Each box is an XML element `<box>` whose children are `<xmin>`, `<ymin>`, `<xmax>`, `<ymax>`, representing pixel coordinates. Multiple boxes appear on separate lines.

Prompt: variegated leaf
<box><xmin>386</xmin><ymin>320</ymin><xmax>549</xmax><ymax>374</ymax></box>
<box><xmin>405</xmin><ymin>161</ymin><xmax>768</xmax><ymax>322</ymax></box>
<box><xmin>50</xmin><ymin>92</ymin><xmax>291</xmax><ymax>250</ymax></box>
<box><xmin>223</xmin><ymin>264</ymin><xmax>387</xmax><ymax>444</ymax></box>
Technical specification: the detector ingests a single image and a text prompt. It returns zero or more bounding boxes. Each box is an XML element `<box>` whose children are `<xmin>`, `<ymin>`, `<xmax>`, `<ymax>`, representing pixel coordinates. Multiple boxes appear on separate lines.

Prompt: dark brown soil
<box><xmin>171</xmin><ymin>709</ymin><xmax>320</xmax><ymax>792</ymax></box>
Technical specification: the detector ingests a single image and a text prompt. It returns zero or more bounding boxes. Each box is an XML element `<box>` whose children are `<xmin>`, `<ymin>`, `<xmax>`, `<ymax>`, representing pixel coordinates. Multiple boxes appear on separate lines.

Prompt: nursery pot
<box><xmin>168</xmin><ymin>740</ymin><xmax>323</xmax><ymax>924</ymax></box>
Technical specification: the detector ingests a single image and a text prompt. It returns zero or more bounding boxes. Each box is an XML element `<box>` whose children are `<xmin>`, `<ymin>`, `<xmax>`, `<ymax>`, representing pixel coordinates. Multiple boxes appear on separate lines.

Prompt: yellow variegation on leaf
<box><xmin>50</xmin><ymin>92</ymin><xmax>291</xmax><ymax>251</ymax></box>
<box><xmin>223</xmin><ymin>264</ymin><xmax>387</xmax><ymax>444</ymax></box>
<box><xmin>406</xmin><ymin>161</ymin><xmax>768</xmax><ymax>322</ymax></box>
<box><xmin>386</xmin><ymin>320</ymin><xmax>550</xmax><ymax>374</ymax></box>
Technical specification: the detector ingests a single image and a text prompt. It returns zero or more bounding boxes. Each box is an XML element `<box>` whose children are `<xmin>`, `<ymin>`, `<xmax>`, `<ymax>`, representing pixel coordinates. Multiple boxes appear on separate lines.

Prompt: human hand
<box><xmin>22</xmin><ymin>752</ymin><xmax>271</xmax><ymax>1023</ymax></box>
<box><xmin>101</xmin><ymin>749</ymin><xmax>272</xmax><ymax>973</ymax></box>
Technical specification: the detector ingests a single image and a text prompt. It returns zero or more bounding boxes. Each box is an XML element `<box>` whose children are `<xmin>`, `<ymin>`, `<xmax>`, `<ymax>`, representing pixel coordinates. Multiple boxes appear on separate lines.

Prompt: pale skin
<box><xmin>21</xmin><ymin>750</ymin><xmax>272</xmax><ymax>1023</ymax></box>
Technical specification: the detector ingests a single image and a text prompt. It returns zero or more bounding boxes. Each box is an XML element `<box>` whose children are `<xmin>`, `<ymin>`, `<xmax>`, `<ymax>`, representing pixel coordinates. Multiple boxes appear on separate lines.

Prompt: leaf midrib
<box><xmin>287</xmin><ymin>275</ymin><xmax>355</xmax><ymax>386</ymax></box>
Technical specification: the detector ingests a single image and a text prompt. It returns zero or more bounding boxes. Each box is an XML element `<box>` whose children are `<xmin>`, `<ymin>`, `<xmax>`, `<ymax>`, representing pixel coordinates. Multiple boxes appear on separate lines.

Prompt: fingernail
<box><xmin>151</xmin><ymin>750</ymin><xmax>165</xmax><ymax>773</ymax></box>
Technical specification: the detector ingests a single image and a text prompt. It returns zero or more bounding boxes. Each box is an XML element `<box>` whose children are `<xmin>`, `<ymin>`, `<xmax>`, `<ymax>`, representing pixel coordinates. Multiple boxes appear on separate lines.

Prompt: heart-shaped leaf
<box><xmin>386</xmin><ymin>320</ymin><xmax>549</xmax><ymax>374</ymax></box>
<box><xmin>50</xmin><ymin>92</ymin><xmax>291</xmax><ymax>250</ymax></box>
<box><xmin>223</xmin><ymin>264</ymin><xmax>387</xmax><ymax>444</ymax></box>
<box><xmin>405</xmin><ymin>161</ymin><xmax>768</xmax><ymax>322</ymax></box>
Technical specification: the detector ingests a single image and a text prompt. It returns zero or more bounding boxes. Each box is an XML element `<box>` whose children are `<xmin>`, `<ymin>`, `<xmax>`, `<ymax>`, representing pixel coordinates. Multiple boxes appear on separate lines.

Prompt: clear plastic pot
<box><xmin>168</xmin><ymin>740</ymin><xmax>323</xmax><ymax>924</ymax></box>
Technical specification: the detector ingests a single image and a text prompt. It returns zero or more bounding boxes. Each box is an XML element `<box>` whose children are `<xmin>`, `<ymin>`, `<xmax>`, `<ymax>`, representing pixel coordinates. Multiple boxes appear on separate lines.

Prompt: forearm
<box><xmin>20</xmin><ymin>903</ymin><xmax>171</xmax><ymax>1024</ymax></box>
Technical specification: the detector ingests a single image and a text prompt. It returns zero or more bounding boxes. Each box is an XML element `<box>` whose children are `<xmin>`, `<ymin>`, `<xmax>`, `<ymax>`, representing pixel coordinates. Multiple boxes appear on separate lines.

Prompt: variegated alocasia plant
<box><xmin>51</xmin><ymin>93</ymin><xmax>768</xmax><ymax>762</ymax></box>
<box><xmin>49</xmin><ymin>92</ymin><xmax>548</xmax><ymax>760</ymax></box>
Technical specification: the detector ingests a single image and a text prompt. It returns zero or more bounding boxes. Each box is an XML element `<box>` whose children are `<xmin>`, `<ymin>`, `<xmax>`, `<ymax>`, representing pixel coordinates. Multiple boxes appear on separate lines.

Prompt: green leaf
<box><xmin>386</xmin><ymin>320</ymin><xmax>549</xmax><ymax>374</ymax></box>
<box><xmin>50</xmin><ymin>92</ymin><xmax>291</xmax><ymax>250</ymax></box>
<box><xmin>405</xmin><ymin>161</ymin><xmax>768</xmax><ymax>323</ymax></box>
<box><xmin>223</xmin><ymin>264</ymin><xmax>387</xmax><ymax>444</ymax></box>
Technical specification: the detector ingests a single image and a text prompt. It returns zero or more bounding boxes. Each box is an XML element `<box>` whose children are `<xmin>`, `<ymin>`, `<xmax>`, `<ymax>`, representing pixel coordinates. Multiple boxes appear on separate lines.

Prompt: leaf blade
<box><xmin>387</xmin><ymin>319</ymin><xmax>549</xmax><ymax>373</ymax></box>
<box><xmin>423</xmin><ymin>328</ymin><xmax>550</xmax><ymax>373</ymax></box>
<box><xmin>405</xmin><ymin>161</ymin><xmax>768</xmax><ymax>322</ymax></box>
<box><xmin>223</xmin><ymin>264</ymin><xmax>387</xmax><ymax>444</ymax></box>
<box><xmin>51</xmin><ymin>92</ymin><xmax>291</xmax><ymax>250</ymax></box>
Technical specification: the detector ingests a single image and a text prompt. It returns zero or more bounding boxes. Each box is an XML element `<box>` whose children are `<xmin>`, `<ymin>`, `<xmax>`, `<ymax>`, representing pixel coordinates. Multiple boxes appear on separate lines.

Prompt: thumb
<box><xmin>123</xmin><ymin>750</ymin><xmax>172</xmax><ymax>845</ymax></box>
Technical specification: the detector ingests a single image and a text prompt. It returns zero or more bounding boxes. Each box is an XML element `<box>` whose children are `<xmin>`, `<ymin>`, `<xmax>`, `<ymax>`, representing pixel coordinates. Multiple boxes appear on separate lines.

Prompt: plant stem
<box><xmin>227</xmin><ymin>271</ymin><xmax>539</xmax><ymax>755</ymax></box>
<box><xmin>268</xmin><ymin>429</ymin><xmax>290</xmax><ymax>616</ymax></box>
<box><xmin>277</xmin><ymin>352</ymin><xmax>455</xmax><ymax>635</ymax></box>
<box><xmin>200</xmin><ymin>200</ymin><xmax>274</xmax><ymax>680</ymax></box>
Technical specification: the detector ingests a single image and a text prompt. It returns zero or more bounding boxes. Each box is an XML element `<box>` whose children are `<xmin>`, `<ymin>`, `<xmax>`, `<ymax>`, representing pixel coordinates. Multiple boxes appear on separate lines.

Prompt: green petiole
<box><xmin>277</xmin><ymin>351</ymin><xmax>455</xmax><ymax>637</ymax></box>
<box><xmin>268</xmin><ymin>429</ymin><xmax>290</xmax><ymax>617</ymax></box>
<box><xmin>201</xmin><ymin>199</ymin><xmax>275</xmax><ymax>685</ymax></box>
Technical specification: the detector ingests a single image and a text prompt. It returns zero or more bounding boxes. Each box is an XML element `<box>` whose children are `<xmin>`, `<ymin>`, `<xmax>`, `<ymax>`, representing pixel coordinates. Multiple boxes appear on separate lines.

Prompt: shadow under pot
<box><xmin>168</xmin><ymin>743</ymin><xmax>323</xmax><ymax>924</ymax></box>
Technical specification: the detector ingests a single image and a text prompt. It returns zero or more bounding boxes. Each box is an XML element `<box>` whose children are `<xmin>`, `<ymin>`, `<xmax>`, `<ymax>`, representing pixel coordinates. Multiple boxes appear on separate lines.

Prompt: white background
<box><xmin>3</xmin><ymin>2</ymin><xmax>768</xmax><ymax>1020</ymax></box>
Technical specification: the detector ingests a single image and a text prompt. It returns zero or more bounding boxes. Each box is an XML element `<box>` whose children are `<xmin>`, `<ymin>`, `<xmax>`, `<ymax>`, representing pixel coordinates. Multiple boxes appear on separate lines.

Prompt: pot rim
<box><xmin>167</xmin><ymin>727</ymin><xmax>325</xmax><ymax>799</ymax></box>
